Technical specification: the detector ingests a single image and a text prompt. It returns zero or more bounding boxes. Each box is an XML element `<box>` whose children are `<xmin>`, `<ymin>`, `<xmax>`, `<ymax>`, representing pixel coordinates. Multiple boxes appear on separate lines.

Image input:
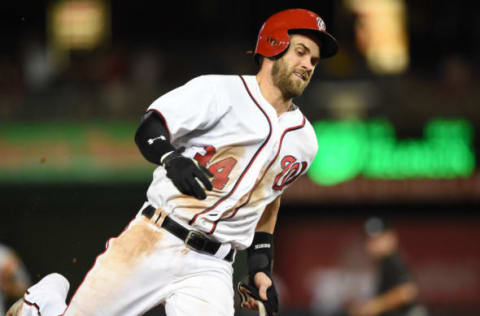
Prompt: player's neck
<box><xmin>256</xmin><ymin>73</ymin><xmax>293</xmax><ymax>116</ymax></box>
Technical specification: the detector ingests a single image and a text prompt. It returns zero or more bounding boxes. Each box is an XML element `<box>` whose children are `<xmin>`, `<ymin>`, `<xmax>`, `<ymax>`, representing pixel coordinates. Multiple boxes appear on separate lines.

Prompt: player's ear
<box><xmin>257</xmin><ymin>55</ymin><xmax>276</xmax><ymax>72</ymax></box>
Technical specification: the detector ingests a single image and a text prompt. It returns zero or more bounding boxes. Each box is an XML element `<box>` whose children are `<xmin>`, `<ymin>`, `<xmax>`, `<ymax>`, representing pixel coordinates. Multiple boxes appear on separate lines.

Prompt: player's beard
<box><xmin>271</xmin><ymin>58</ymin><xmax>309</xmax><ymax>99</ymax></box>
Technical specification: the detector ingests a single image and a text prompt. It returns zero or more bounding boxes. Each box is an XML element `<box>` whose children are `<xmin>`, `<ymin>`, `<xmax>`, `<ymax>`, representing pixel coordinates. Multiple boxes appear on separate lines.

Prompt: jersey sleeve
<box><xmin>147</xmin><ymin>75</ymin><xmax>229</xmax><ymax>143</ymax></box>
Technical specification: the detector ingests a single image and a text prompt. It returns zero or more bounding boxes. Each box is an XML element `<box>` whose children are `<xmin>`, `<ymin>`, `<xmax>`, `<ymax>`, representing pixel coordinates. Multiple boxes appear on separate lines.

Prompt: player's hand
<box><xmin>253</xmin><ymin>272</ymin><xmax>273</xmax><ymax>302</ymax></box>
<box><xmin>161</xmin><ymin>148</ymin><xmax>213</xmax><ymax>200</ymax></box>
<box><xmin>237</xmin><ymin>272</ymin><xmax>278</xmax><ymax>316</ymax></box>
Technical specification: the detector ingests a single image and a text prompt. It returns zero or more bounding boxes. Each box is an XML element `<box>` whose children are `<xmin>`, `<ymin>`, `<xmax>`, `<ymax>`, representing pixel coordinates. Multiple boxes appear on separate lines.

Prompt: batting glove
<box><xmin>237</xmin><ymin>276</ymin><xmax>278</xmax><ymax>316</ymax></box>
<box><xmin>161</xmin><ymin>147</ymin><xmax>213</xmax><ymax>200</ymax></box>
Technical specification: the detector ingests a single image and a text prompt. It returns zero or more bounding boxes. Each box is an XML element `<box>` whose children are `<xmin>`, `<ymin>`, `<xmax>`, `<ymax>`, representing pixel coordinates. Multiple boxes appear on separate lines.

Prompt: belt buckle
<box><xmin>185</xmin><ymin>230</ymin><xmax>207</xmax><ymax>251</ymax></box>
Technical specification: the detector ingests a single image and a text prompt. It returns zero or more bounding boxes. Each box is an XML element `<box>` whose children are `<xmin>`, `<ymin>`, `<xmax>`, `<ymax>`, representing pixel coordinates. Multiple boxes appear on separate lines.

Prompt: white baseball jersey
<box><xmin>146</xmin><ymin>75</ymin><xmax>318</xmax><ymax>249</ymax></box>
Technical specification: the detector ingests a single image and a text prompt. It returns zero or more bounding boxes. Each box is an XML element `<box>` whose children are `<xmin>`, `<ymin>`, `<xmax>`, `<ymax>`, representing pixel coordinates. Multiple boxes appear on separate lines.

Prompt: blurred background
<box><xmin>1</xmin><ymin>0</ymin><xmax>479</xmax><ymax>315</ymax></box>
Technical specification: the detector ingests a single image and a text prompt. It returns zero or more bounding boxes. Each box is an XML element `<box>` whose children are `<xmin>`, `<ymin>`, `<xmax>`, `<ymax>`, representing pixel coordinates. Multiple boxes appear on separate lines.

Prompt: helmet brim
<box><xmin>318</xmin><ymin>31</ymin><xmax>338</xmax><ymax>59</ymax></box>
<box><xmin>289</xmin><ymin>28</ymin><xmax>338</xmax><ymax>59</ymax></box>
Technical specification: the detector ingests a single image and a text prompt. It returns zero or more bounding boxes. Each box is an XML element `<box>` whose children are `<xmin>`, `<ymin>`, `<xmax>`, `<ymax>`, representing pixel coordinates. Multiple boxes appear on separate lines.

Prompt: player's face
<box><xmin>271</xmin><ymin>33</ymin><xmax>320</xmax><ymax>99</ymax></box>
<box><xmin>365</xmin><ymin>231</ymin><xmax>398</xmax><ymax>259</ymax></box>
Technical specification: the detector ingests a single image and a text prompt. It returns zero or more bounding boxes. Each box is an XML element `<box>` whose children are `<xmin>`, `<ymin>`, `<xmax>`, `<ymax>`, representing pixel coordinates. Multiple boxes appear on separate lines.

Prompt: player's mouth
<box><xmin>293</xmin><ymin>71</ymin><xmax>308</xmax><ymax>81</ymax></box>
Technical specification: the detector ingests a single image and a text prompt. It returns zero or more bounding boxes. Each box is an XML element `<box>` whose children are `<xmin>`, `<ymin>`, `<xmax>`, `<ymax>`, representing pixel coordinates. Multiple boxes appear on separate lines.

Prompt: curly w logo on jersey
<box><xmin>273</xmin><ymin>156</ymin><xmax>308</xmax><ymax>190</ymax></box>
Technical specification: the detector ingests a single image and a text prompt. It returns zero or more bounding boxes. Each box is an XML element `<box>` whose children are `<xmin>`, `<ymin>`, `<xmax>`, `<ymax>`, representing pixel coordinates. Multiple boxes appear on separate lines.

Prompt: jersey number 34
<box><xmin>194</xmin><ymin>146</ymin><xmax>237</xmax><ymax>190</ymax></box>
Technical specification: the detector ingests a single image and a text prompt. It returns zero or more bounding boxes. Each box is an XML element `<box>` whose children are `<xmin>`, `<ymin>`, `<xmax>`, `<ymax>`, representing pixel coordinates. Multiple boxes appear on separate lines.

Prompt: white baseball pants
<box><xmin>18</xmin><ymin>207</ymin><xmax>235</xmax><ymax>316</ymax></box>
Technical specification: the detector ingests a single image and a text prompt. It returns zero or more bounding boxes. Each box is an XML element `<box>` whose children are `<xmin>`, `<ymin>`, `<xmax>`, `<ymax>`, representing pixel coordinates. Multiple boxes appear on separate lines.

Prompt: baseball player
<box><xmin>348</xmin><ymin>217</ymin><xmax>429</xmax><ymax>316</ymax></box>
<box><xmin>0</xmin><ymin>243</ymin><xmax>30</xmax><ymax>315</ymax></box>
<box><xmin>7</xmin><ymin>8</ymin><xmax>338</xmax><ymax>316</ymax></box>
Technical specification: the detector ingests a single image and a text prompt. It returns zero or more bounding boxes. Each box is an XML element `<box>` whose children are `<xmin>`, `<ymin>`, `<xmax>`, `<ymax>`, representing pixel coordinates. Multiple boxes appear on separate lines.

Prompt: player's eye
<box><xmin>296</xmin><ymin>49</ymin><xmax>305</xmax><ymax>56</ymax></box>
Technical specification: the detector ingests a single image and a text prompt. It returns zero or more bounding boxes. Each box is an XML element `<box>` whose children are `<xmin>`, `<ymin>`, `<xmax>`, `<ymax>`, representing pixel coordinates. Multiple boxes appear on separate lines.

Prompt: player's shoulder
<box><xmin>293</xmin><ymin>109</ymin><xmax>318</xmax><ymax>157</ymax></box>
<box><xmin>182</xmin><ymin>75</ymin><xmax>242</xmax><ymax>95</ymax></box>
<box><xmin>293</xmin><ymin>107</ymin><xmax>317</xmax><ymax>140</ymax></box>
<box><xmin>190</xmin><ymin>75</ymin><xmax>250</xmax><ymax>99</ymax></box>
<box><xmin>188</xmin><ymin>74</ymin><xmax>242</xmax><ymax>85</ymax></box>
<box><xmin>305</xmin><ymin>117</ymin><xmax>319</xmax><ymax>150</ymax></box>
<box><xmin>302</xmin><ymin>115</ymin><xmax>317</xmax><ymax>140</ymax></box>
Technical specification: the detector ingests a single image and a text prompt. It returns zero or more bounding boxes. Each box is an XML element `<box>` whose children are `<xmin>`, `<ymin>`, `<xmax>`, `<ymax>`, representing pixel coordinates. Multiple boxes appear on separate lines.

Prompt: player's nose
<box><xmin>299</xmin><ymin>64</ymin><xmax>313</xmax><ymax>79</ymax></box>
<box><xmin>299</xmin><ymin>58</ymin><xmax>314</xmax><ymax>75</ymax></box>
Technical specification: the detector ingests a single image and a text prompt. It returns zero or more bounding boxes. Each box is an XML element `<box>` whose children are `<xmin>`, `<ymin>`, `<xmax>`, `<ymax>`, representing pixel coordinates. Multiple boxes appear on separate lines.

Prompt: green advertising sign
<box><xmin>308</xmin><ymin>118</ymin><xmax>475</xmax><ymax>185</ymax></box>
<box><xmin>0</xmin><ymin>119</ymin><xmax>476</xmax><ymax>185</ymax></box>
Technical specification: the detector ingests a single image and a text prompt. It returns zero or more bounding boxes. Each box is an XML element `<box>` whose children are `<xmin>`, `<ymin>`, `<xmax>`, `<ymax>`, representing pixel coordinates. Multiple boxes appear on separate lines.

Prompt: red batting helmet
<box><xmin>254</xmin><ymin>8</ymin><xmax>338</xmax><ymax>61</ymax></box>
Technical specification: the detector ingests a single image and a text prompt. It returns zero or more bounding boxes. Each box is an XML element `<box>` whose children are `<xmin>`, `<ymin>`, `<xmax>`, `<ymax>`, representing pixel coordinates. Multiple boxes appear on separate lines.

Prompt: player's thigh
<box><xmin>164</xmin><ymin>273</ymin><xmax>234</xmax><ymax>316</ymax></box>
<box><xmin>65</xmin><ymin>217</ymin><xmax>178</xmax><ymax>315</ymax></box>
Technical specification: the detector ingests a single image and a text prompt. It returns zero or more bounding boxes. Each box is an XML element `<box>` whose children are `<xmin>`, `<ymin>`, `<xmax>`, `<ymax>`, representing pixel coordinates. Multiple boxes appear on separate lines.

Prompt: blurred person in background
<box><xmin>347</xmin><ymin>217</ymin><xmax>428</xmax><ymax>316</ymax></box>
<box><xmin>308</xmin><ymin>238</ymin><xmax>375</xmax><ymax>316</ymax></box>
<box><xmin>0</xmin><ymin>243</ymin><xmax>30</xmax><ymax>315</ymax></box>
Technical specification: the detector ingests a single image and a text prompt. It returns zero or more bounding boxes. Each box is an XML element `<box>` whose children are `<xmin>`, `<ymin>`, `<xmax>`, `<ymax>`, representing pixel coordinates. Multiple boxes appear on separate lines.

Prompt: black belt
<box><xmin>142</xmin><ymin>205</ymin><xmax>235</xmax><ymax>262</ymax></box>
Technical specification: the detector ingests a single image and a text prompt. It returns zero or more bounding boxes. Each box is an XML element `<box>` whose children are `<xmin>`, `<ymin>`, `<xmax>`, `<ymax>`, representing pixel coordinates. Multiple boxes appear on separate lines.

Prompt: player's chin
<box><xmin>290</xmin><ymin>83</ymin><xmax>308</xmax><ymax>97</ymax></box>
<box><xmin>291</xmin><ymin>76</ymin><xmax>309</xmax><ymax>91</ymax></box>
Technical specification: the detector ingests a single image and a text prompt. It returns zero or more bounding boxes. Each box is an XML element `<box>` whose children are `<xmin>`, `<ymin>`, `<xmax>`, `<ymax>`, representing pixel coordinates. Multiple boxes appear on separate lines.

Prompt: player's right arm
<box><xmin>135</xmin><ymin>110</ymin><xmax>175</xmax><ymax>165</ymax></box>
<box><xmin>348</xmin><ymin>282</ymin><xmax>419</xmax><ymax>316</ymax></box>
<box><xmin>134</xmin><ymin>110</ymin><xmax>213</xmax><ymax>200</ymax></box>
<box><xmin>136</xmin><ymin>76</ymin><xmax>231</xmax><ymax>200</ymax></box>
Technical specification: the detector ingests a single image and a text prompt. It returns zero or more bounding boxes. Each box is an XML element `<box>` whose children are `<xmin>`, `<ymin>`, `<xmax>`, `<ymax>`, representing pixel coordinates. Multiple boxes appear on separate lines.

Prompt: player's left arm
<box><xmin>134</xmin><ymin>110</ymin><xmax>213</xmax><ymax>200</ymax></box>
<box><xmin>238</xmin><ymin>196</ymin><xmax>281</xmax><ymax>315</ymax></box>
<box><xmin>255</xmin><ymin>195</ymin><xmax>280</xmax><ymax>234</ymax></box>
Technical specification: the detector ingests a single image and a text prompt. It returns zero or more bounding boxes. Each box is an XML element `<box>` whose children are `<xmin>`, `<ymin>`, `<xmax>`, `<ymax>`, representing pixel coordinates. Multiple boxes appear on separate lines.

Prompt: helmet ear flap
<box><xmin>254</xmin><ymin>47</ymin><xmax>288</xmax><ymax>67</ymax></box>
<box><xmin>255</xmin><ymin>28</ymin><xmax>291</xmax><ymax>61</ymax></box>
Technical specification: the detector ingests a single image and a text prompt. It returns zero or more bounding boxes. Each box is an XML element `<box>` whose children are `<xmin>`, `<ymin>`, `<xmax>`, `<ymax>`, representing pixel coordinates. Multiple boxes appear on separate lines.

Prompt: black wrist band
<box><xmin>247</xmin><ymin>232</ymin><xmax>274</xmax><ymax>277</ymax></box>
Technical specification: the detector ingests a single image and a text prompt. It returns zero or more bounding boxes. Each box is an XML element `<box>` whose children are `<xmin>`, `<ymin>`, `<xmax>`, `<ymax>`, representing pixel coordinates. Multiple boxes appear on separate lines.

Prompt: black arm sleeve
<box><xmin>134</xmin><ymin>110</ymin><xmax>176</xmax><ymax>165</ymax></box>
